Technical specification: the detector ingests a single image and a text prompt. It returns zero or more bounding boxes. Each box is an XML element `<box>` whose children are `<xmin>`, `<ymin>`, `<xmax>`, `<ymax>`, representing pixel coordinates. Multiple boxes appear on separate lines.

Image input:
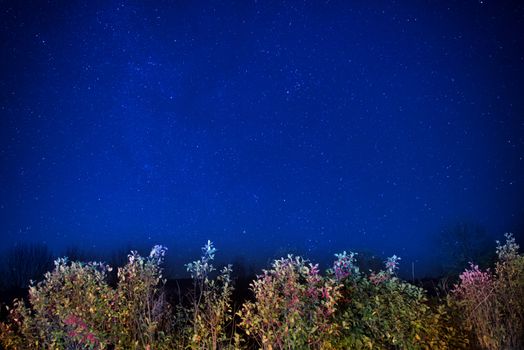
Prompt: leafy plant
<box><xmin>115</xmin><ymin>245</ymin><xmax>173</xmax><ymax>349</ymax></box>
<box><xmin>0</xmin><ymin>246</ymin><xmax>175</xmax><ymax>350</ymax></box>
<box><xmin>334</xmin><ymin>254</ymin><xmax>467</xmax><ymax>349</ymax></box>
<box><xmin>4</xmin><ymin>238</ymin><xmax>522</xmax><ymax>349</ymax></box>
<box><xmin>451</xmin><ymin>233</ymin><xmax>524</xmax><ymax>349</ymax></box>
<box><xmin>185</xmin><ymin>240</ymin><xmax>235</xmax><ymax>350</ymax></box>
<box><xmin>238</xmin><ymin>255</ymin><xmax>340</xmax><ymax>350</ymax></box>
<box><xmin>0</xmin><ymin>258</ymin><xmax>117</xmax><ymax>349</ymax></box>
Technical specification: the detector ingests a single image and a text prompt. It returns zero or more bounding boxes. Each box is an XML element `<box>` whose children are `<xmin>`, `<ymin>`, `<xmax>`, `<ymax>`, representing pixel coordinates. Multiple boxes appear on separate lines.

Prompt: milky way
<box><xmin>1</xmin><ymin>1</ymin><xmax>523</xmax><ymax>275</ymax></box>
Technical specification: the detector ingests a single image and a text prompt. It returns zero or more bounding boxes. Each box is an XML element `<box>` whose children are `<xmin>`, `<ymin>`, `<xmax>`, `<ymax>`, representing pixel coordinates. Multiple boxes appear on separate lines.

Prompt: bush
<box><xmin>0</xmin><ymin>246</ymin><xmax>174</xmax><ymax>350</ymax></box>
<box><xmin>451</xmin><ymin>233</ymin><xmax>524</xmax><ymax>349</ymax></box>
<box><xmin>185</xmin><ymin>240</ymin><xmax>236</xmax><ymax>350</ymax></box>
<box><xmin>0</xmin><ymin>258</ymin><xmax>117</xmax><ymax>349</ymax></box>
<box><xmin>115</xmin><ymin>245</ymin><xmax>173</xmax><ymax>348</ymax></box>
<box><xmin>238</xmin><ymin>255</ymin><xmax>340</xmax><ymax>349</ymax></box>
<box><xmin>333</xmin><ymin>254</ymin><xmax>467</xmax><ymax>349</ymax></box>
<box><xmin>2</xmin><ymin>238</ymin><xmax>521</xmax><ymax>349</ymax></box>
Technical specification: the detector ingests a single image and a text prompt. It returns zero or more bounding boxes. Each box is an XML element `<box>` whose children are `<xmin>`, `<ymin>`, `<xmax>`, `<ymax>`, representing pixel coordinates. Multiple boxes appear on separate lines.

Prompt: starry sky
<box><xmin>1</xmin><ymin>0</ymin><xmax>523</xmax><ymax>276</ymax></box>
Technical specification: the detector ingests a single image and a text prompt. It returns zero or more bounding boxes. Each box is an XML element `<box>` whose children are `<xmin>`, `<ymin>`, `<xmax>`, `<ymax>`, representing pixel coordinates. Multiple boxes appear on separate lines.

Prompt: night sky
<box><xmin>1</xmin><ymin>0</ymin><xmax>523</xmax><ymax>276</ymax></box>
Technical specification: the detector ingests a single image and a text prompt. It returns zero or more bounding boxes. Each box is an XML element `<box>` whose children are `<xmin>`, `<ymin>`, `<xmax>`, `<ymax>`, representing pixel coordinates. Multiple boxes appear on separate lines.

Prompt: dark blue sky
<box><xmin>1</xmin><ymin>0</ymin><xmax>523</xmax><ymax>275</ymax></box>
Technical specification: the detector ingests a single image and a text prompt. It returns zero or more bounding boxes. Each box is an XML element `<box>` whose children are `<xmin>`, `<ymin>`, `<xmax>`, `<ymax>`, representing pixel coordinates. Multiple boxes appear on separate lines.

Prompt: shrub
<box><xmin>0</xmin><ymin>246</ymin><xmax>174</xmax><ymax>350</ymax></box>
<box><xmin>5</xmin><ymin>239</ymin><xmax>519</xmax><ymax>349</ymax></box>
<box><xmin>451</xmin><ymin>233</ymin><xmax>524</xmax><ymax>349</ymax></box>
<box><xmin>334</xmin><ymin>254</ymin><xmax>467</xmax><ymax>349</ymax></box>
<box><xmin>493</xmin><ymin>234</ymin><xmax>524</xmax><ymax>349</ymax></box>
<box><xmin>185</xmin><ymin>240</ymin><xmax>235</xmax><ymax>350</ymax></box>
<box><xmin>115</xmin><ymin>245</ymin><xmax>173</xmax><ymax>349</ymax></box>
<box><xmin>238</xmin><ymin>255</ymin><xmax>340</xmax><ymax>350</ymax></box>
<box><xmin>451</xmin><ymin>263</ymin><xmax>498</xmax><ymax>349</ymax></box>
<box><xmin>0</xmin><ymin>258</ymin><xmax>117</xmax><ymax>349</ymax></box>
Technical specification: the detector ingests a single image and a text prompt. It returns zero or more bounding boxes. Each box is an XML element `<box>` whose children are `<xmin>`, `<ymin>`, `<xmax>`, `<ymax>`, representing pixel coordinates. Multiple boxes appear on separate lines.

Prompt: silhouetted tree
<box><xmin>437</xmin><ymin>221</ymin><xmax>495</xmax><ymax>275</ymax></box>
<box><xmin>1</xmin><ymin>243</ymin><xmax>54</xmax><ymax>289</ymax></box>
<box><xmin>63</xmin><ymin>245</ymin><xmax>94</xmax><ymax>262</ymax></box>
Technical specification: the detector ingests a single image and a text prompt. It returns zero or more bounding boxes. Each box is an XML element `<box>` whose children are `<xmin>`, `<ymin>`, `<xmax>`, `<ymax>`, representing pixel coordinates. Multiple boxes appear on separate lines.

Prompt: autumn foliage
<box><xmin>1</xmin><ymin>234</ymin><xmax>522</xmax><ymax>349</ymax></box>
